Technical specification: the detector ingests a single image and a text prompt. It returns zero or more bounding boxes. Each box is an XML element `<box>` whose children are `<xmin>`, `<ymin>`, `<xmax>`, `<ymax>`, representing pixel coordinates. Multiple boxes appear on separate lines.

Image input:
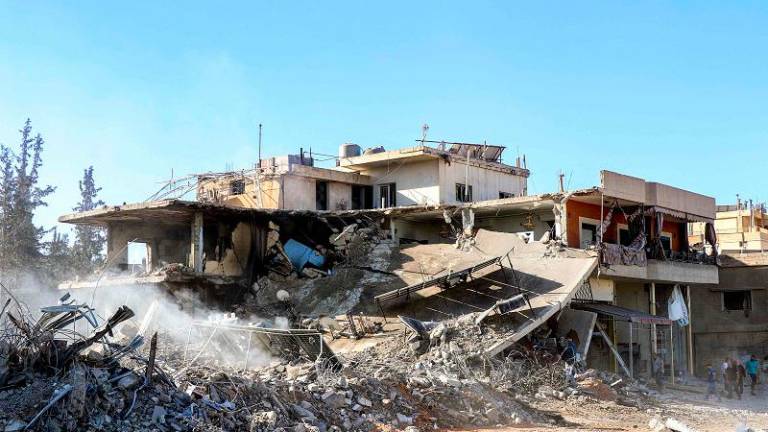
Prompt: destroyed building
<box><xmin>55</xmin><ymin>152</ymin><xmax>723</xmax><ymax>394</ymax></box>
<box><xmin>195</xmin><ymin>141</ymin><xmax>530</xmax><ymax>210</ymax></box>
<box><xmin>381</xmin><ymin>170</ymin><xmax>719</xmax><ymax>382</ymax></box>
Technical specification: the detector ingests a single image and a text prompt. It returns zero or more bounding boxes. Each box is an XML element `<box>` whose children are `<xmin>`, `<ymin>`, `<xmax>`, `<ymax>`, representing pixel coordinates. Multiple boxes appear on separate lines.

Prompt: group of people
<box><xmin>705</xmin><ymin>355</ymin><xmax>761</xmax><ymax>401</ymax></box>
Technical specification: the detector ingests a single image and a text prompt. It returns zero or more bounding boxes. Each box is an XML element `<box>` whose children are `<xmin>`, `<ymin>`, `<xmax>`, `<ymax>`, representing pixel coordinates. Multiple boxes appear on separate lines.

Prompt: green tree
<box><xmin>72</xmin><ymin>166</ymin><xmax>105</xmax><ymax>276</ymax></box>
<box><xmin>42</xmin><ymin>227</ymin><xmax>74</xmax><ymax>284</ymax></box>
<box><xmin>0</xmin><ymin>119</ymin><xmax>56</xmax><ymax>284</ymax></box>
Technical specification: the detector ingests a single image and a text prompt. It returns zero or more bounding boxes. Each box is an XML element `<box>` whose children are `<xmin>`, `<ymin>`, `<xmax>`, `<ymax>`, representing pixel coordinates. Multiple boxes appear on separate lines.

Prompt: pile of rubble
<box><xmin>240</xmin><ymin>220</ymin><xmax>398</xmax><ymax>320</ymax></box>
<box><xmin>0</xmin><ymin>285</ymin><xmax>659</xmax><ymax>432</ymax></box>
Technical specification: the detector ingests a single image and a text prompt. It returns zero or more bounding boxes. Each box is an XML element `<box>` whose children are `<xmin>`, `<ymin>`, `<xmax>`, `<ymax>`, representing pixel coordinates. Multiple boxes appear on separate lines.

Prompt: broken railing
<box><xmin>373</xmin><ymin>255</ymin><xmax>506</xmax><ymax>312</ymax></box>
<box><xmin>187</xmin><ymin>321</ymin><xmax>342</xmax><ymax>372</ymax></box>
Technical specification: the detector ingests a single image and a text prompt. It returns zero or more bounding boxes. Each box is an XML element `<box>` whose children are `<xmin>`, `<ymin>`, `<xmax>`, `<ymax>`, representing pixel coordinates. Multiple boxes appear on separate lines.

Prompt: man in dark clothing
<box><xmin>705</xmin><ymin>363</ymin><xmax>721</xmax><ymax>401</ymax></box>
<box><xmin>734</xmin><ymin>359</ymin><xmax>746</xmax><ymax>400</ymax></box>
<box><xmin>725</xmin><ymin>359</ymin><xmax>738</xmax><ymax>399</ymax></box>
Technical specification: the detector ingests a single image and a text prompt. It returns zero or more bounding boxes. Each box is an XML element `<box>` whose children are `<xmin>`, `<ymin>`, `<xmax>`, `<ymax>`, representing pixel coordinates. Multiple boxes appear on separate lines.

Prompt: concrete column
<box><xmin>390</xmin><ymin>218</ymin><xmax>398</xmax><ymax>244</ymax></box>
<box><xmin>628</xmin><ymin>321</ymin><xmax>634</xmax><ymax>378</ymax></box>
<box><xmin>190</xmin><ymin>212</ymin><xmax>204</xmax><ymax>273</ymax></box>
<box><xmin>612</xmin><ymin>318</ymin><xmax>618</xmax><ymax>373</ymax></box>
<box><xmin>670</xmin><ymin>325</ymin><xmax>675</xmax><ymax>385</ymax></box>
<box><xmin>145</xmin><ymin>242</ymin><xmax>155</xmax><ymax>274</ymax></box>
<box><xmin>686</xmin><ymin>284</ymin><xmax>695</xmax><ymax>376</ymax></box>
<box><xmin>650</xmin><ymin>282</ymin><xmax>657</xmax><ymax>356</ymax></box>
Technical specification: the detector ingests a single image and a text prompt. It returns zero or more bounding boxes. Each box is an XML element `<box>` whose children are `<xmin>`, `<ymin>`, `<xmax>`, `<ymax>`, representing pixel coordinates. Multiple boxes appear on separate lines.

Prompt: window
<box><xmin>580</xmin><ymin>221</ymin><xmax>598</xmax><ymax>249</ymax></box>
<box><xmin>660</xmin><ymin>233</ymin><xmax>672</xmax><ymax>255</ymax></box>
<box><xmin>127</xmin><ymin>241</ymin><xmax>151</xmax><ymax>273</ymax></box>
<box><xmin>378</xmin><ymin>183</ymin><xmax>396</xmax><ymax>208</ymax></box>
<box><xmin>499</xmin><ymin>191</ymin><xmax>515</xmax><ymax>199</ymax></box>
<box><xmin>351</xmin><ymin>185</ymin><xmax>373</xmax><ymax>210</ymax></box>
<box><xmin>315</xmin><ymin>181</ymin><xmax>328</xmax><ymax>210</ymax></box>
<box><xmin>229</xmin><ymin>179</ymin><xmax>245</xmax><ymax>195</ymax></box>
<box><xmin>456</xmin><ymin>183</ymin><xmax>473</xmax><ymax>202</ymax></box>
<box><xmin>723</xmin><ymin>290</ymin><xmax>752</xmax><ymax>311</ymax></box>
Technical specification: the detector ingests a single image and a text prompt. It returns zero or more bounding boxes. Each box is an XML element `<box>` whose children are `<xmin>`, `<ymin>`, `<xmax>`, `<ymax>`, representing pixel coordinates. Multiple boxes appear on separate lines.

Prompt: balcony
<box><xmin>598</xmin><ymin>242</ymin><xmax>718</xmax><ymax>284</ymax></box>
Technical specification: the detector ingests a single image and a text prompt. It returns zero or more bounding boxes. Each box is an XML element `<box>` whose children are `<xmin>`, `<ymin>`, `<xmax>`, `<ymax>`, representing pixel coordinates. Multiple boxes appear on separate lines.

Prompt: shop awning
<box><xmin>571</xmin><ymin>302</ymin><xmax>672</xmax><ymax>325</ymax></box>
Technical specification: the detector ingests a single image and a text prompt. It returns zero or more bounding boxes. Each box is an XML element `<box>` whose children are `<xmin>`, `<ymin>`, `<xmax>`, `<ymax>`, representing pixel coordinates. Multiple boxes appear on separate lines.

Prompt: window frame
<box><xmin>455</xmin><ymin>183</ymin><xmax>473</xmax><ymax>203</ymax></box>
<box><xmin>378</xmin><ymin>183</ymin><xmax>396</xmax><ymax>208</ymax></box>
<box><xmin>579</xmin><ymin>216</ymin><xmax>601</xmax><ymax>249</ymax></box>
<box><xmin>722</xmin><ymin>290</ymin><xmax>753</xmax><ymax>312</ymax></box>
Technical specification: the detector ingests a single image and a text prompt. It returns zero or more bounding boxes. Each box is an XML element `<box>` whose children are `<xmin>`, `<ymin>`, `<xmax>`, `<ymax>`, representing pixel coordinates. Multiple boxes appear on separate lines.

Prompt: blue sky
<box><xmin>0</xmin><ymin>1</ymin><xmax>766</xmax><ymax>234</ymax></box>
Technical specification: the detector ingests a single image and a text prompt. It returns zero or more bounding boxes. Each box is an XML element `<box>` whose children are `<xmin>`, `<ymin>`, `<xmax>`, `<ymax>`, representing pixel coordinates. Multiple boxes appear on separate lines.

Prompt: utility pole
<box><xmin>558</xmin><ymin>171</ymin><xmax>565</xmax><ymax>193</ymax></box>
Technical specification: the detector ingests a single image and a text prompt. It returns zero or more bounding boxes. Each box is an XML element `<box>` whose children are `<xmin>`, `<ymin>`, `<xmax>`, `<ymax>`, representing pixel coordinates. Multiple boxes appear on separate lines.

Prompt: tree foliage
<box><xmin>0</xmin><ymin>119</ymin><xmax>56</xmax><ymax>283</ymax></box>
<box><xmin>72</xmin><ymin>166</ymin><xmax>106</xmax><ymax>276</ymax></box>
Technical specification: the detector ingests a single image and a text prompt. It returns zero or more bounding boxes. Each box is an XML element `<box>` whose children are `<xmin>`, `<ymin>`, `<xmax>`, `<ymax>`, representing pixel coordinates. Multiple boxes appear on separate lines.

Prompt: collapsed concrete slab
<box><xmin>371</xmin><ymin>228</ymin><xmax>598</xmax><ymax>357</ymax></box>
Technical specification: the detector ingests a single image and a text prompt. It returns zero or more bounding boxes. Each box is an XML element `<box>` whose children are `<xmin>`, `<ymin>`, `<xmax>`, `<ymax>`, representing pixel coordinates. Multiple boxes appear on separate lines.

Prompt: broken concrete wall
<box><xmin>392</xmin><ymin>219</ymin><xmax>449</xmax><ymax>244</ymax></box>
<box><xmin>472</xmin><ymin>211</ymin><xmax>552</xmax><ymax>242</ymax></box>
<box><xmin>203</xmin><ymin>221</ymin><xmax>253</xmax><ymax>277</ymax></box>
<box><xmin>107</xmin><ymin>222</ymin><xmax>190</xmax><ymax>270</ymax></box>
<box><xmin>197</xmin><ymin>174</ymin><xmax>283</xmax><ymax>209</ymax></box>
<box><xmin>557</xmin><ymin>308</ymin><xmax>597</xmax><ymax>357</ymax></box>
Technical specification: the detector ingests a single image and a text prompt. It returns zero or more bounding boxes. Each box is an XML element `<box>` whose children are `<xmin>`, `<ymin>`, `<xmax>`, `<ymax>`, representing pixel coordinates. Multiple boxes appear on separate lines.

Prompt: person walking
<box><xmin>746</xmin><ymin>355</ymin><xmax>760</xmax><ymax>396</ymax></box>
<box><xmin>734</xmin><ymin>359</ymin><xmax>746</xmax><ymax>400</ymax></box>
<box><xmin>723</xmin><ymin>358</ymin><xmax>733</xmax><ymax>399</ymax></box>
<box><xmin>705</xmin><ymin>363</ymin><xmax>721</xmax><ymax>401</ymax></box>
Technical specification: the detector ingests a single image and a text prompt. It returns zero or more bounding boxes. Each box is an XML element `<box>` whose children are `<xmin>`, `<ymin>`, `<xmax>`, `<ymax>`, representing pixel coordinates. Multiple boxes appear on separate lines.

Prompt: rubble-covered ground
<box><xmin>3</xmin><ymin>222</ymin><xmax>765</xmax><ymax>431</ymax></box>
<box><xmin>2</xmin><ymin>295</ymin><xmax>768</xmax><ymax>432</ymax></box>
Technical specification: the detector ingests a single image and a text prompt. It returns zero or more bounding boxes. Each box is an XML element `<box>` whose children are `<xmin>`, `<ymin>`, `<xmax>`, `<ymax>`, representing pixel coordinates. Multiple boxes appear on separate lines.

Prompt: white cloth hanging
<box><xmin>668</xmin><ymin>285</ymin><xmax>689</xmax><ymax>326</ymax></box>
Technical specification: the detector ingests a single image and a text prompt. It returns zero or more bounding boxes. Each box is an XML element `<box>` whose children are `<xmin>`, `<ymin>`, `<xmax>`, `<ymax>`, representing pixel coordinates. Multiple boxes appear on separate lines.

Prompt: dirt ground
<box><xmin>449</xmin><ymin>382</ymin><xmax>768</xmax><ymax>432</ymax></box>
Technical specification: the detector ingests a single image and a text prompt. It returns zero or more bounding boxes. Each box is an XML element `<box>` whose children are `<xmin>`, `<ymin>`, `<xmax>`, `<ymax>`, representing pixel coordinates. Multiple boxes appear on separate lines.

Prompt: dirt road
<box><xmin>447</xmin><ymin>385</ymin><xmax>768</xmax><ymax>432</ymax></box>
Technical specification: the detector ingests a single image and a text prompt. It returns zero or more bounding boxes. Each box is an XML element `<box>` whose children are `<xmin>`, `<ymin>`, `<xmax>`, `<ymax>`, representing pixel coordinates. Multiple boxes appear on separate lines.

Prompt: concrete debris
<box><xmin>0</xmin><ymin>224</ymin><xmax>722</xmax><ymax>430</ymax></box>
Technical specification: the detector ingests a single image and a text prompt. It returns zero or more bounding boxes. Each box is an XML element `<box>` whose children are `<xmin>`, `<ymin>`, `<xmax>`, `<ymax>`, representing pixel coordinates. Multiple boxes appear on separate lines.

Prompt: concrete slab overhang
<box><xmin>598</xmin><ymin>260</ymin><xmax>719</xmax><ymax>285</ymax></box>
<box><xmin>58</xmin><ymin>199</ymin><xmax>388</xmax><ymax>226</ymax></box>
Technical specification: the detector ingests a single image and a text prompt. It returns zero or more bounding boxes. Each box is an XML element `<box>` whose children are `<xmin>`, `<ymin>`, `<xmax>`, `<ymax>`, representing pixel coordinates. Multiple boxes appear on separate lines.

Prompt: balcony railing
<box><xmin>600</xmin><ymin>240</ymin><xmax>715</xmax><ymax>267</ymax></box>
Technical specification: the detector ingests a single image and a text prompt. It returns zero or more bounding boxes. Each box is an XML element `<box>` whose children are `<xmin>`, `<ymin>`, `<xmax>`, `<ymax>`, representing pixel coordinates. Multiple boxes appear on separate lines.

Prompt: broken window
<box><xmin>378</xmin><ymin>183</ymin><xmax>396</xmax><ymax>208</ymax></box>
<box><xmin>723</xmin><ymin>290</ymin><xmax>752</xmax><ymax>311</ymax></box>
<box><xmin>499</xmin><ymin>191</ymin><xmax>515</xmax><ymax>199</ymax></box>
<box><xmin>316</xmin><ymin>181</ymin><xmax>328</xmax><ymax>210</ymax></box>
<box><xmin>456</xmin><ymin>183</ymin><xmax>473</xmax><ymax>203</ymax></box>
<box><xmin>229</xmin><ymin>179</ymin><xmax>245</xmax><ymax>195</ymax></box>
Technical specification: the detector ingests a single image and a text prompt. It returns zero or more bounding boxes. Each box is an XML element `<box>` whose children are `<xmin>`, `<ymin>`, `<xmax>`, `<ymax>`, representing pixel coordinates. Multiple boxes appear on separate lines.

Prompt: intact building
<box><xmin>688</xmin><ymin>202</ymin><xmax>768</xmax><ymax>373</ymax></box>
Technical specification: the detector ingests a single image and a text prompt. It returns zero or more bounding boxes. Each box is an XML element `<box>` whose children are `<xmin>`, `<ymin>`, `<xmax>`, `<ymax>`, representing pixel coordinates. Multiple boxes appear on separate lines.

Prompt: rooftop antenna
<box><xmin>421</xmin><ymin>123</ymin><xmax>429</xmax><ymax>144</ymax></box>
<box><xmin>558</xmin><ymin>170</ymin><xmax>565</xmax><ymax>193</ymax></box>
<box><xmin>255</xmin><ymin>123</ymin><xmax>263</xmax><ymax>207</ymax></box>
<box><xmin>258</xmin><ymin>123</ymin><xmax>263</xmax><ymax>165</ymax></box>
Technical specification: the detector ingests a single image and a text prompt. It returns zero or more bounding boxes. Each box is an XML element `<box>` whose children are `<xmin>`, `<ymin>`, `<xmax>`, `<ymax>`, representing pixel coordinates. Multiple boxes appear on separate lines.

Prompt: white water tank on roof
<box><xmin>339</xmin><ymin>143</ymin><xmax>362</xmax><ymax>158</ymax></box>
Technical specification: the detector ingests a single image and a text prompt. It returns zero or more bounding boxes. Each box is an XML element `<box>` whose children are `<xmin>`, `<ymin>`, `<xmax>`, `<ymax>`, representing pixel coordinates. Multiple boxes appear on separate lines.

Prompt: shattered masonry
<box><xmin>0</xmin><ymin>144</ymin><xmax>728</xmax><ymax>431</ymax></box>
